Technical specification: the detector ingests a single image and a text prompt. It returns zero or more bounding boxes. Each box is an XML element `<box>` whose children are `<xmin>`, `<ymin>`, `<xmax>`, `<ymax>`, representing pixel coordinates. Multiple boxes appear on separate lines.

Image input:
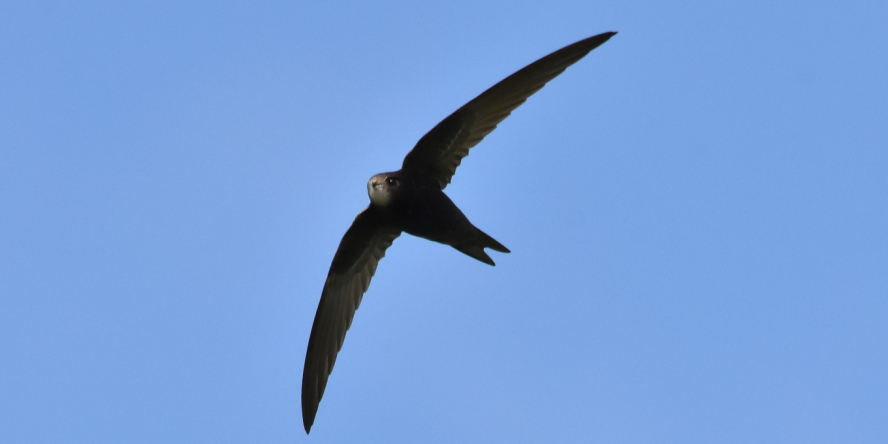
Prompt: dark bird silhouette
<box><xmin>302</xmin><ymin>31</ymin><xmax>616</xmax><ymax>433</ymax></box>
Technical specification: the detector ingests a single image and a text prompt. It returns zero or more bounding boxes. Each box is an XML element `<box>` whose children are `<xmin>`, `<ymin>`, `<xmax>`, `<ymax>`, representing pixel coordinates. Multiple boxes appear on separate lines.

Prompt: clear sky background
<box><xmin>2</xmin><ymin>1</ymin><xmax>886</xmax><ymax>442</ymax></box>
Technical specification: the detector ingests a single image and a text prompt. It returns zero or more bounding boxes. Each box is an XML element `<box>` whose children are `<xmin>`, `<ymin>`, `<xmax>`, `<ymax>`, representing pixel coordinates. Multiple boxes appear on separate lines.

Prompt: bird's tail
<box><xmin>455</xmin><ymin>227</ymin><xmax>510</xmax><ymax>266</ymax></box>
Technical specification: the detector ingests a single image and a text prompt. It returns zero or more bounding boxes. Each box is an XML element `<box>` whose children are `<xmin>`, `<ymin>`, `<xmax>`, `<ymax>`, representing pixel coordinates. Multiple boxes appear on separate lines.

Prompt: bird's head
<box><xmin>367</xmin><ymin>172</ymin><xmax>401</xmax><ymax>206</ymax></box>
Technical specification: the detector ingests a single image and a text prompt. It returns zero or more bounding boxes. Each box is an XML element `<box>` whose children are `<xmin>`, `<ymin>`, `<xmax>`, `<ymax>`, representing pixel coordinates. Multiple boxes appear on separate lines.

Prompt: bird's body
<box><xmin>302</xmin><ymin>31</ymin><xmax>616</xmax><ymax>433</ymax></box>
<box><xmin>368</xmin><ymin>171</ymin><xmax>509</xmax><ymax>265</ymax></box>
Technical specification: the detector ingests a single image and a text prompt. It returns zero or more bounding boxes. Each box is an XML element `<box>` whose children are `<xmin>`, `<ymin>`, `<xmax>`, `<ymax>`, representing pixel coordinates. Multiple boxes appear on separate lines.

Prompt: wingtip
<box><xmin>596</xmin><ymin>31</ymin><xmax>618</xmax><ymax>42</ymax></box>
<box><xmin>574</xmin><ymin>31</ymin><xmax>617</xmax><ymax>52</ymax></box>
<box><xmin>303</xmin><ymin>414</ymin><xmax>313</xmax><ymax>434</ymax></box>
<box><xmin>302</xmin><ymin>393</ymin><xmax>317</xmax><ymax>434</ymax></box>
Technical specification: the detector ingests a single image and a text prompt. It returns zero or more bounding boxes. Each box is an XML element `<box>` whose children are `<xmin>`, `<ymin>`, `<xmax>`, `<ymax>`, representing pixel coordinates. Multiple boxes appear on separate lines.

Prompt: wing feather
<box><xmin>401</xmin><ymin>32</ymin><xmax>616</xmax><ymax>189</ymax></box>
<box><xmin>302</xmin><ymin>207</ymin><xmax>401</xmax><ymax>433</ymax></box>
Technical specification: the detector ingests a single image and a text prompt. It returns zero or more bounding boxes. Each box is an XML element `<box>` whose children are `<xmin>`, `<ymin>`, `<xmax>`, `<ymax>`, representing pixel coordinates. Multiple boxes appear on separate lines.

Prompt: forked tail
<box><xmin>454</xmin><ymin>227</ymin><xmax>510</xmax><ymax>266</ymax></box>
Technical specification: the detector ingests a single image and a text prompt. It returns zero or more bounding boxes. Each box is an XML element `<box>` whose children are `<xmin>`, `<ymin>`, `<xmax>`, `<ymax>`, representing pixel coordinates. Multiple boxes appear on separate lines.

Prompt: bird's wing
<box><xmin>302</xmin><ymin>206</ymin><xmax>401</xmax><ymax>433</ymax></box>
<box><xmin>400</xmin><ymin>32</ymin><xmax>616</xmax><ymax>190</ymax></box>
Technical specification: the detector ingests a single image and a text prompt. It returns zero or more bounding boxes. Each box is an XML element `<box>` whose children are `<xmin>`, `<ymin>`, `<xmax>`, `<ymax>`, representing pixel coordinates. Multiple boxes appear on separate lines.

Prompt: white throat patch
<box><xmin>368</xmin><ymin>180</ymin><xmax>390</xmax><ymax>206</ymax></box>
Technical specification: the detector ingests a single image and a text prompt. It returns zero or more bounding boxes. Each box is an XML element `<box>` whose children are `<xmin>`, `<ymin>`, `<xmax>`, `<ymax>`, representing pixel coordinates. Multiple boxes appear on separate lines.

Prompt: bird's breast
<box><xmin>396</xmin><ymin>190</ymin><xmax>473</xmax><ymax>246</ymax></box>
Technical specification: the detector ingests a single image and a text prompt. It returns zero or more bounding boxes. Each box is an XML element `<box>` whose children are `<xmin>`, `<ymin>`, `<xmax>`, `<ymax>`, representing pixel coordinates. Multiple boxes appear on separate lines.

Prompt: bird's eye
<box><xmin>386</xmin><ymin>177</ymin><xmax>399</xmax><ymax>186</ymax></box>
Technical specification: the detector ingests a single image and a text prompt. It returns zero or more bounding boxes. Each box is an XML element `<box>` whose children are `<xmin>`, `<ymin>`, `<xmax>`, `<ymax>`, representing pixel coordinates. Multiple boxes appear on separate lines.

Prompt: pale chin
<box><xmin>368</xmin><ymin>184</ymin><xmax>391</xmax><ymax>206</ymax></box>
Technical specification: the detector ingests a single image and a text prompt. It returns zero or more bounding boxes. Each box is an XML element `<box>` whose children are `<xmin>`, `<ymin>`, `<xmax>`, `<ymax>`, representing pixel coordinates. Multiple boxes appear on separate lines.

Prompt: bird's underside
<box><xmin>301</xmin><ymin>31</ymin><xmax>616</xmax><ymax>433</ymax></box>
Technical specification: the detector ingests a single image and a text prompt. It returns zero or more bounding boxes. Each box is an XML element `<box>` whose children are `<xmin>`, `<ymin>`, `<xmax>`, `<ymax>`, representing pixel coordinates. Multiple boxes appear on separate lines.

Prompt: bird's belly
<box><xmin>399</xmin><ymin>203</ymin><xmax>473</xmax><ymax>247</ymax></box>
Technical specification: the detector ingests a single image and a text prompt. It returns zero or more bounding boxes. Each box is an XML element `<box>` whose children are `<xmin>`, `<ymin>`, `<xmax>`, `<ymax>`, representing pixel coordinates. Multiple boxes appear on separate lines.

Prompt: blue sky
<box><xmin>2</xmin><ymin>1</ymin><xmax>886</xmax><ymax>442</ymax></box>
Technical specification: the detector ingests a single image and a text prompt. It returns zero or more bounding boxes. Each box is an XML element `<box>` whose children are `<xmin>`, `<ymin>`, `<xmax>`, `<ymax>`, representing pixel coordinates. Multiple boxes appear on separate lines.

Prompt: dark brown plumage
<box><xmin>302</xmin><ymin>31</ymin><xmax>616</xmax><ymax>433</ymax></box>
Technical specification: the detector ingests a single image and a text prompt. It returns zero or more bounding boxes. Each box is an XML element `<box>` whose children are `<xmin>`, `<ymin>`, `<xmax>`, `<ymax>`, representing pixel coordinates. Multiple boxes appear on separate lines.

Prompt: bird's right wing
<box><xmin>302</xmin><ymin>206</ymin><xmax>401</xmax><ymax>433</ymax></box>
<box><xmin>401</xmin><ymin>32</ymin><xmax>616</xmax><ymax>190</ymax></box>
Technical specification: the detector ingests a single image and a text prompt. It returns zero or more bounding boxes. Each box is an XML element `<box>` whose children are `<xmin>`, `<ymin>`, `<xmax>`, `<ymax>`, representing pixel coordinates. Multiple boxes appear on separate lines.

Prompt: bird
<box><xmin>301</xmin><ymin>31</ymin><xmax>616</xmax><ymax>433</ymax></box>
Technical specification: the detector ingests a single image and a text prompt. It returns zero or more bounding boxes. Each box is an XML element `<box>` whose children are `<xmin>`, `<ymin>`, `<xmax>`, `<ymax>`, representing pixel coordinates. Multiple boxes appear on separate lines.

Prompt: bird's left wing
<box><xmin>302</xmin><ymin>206</ymin><xmax>401</xmax><ymax>433</ymax></box>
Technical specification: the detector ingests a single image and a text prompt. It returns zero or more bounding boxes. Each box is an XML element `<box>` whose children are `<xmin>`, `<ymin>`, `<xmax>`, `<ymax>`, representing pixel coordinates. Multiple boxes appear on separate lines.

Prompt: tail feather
<box><xmin>454</xmin><ymin>227</ymin><xmax>509</xmax><ymax>266</ymax></box>
<box><xmin>476</xmin><ymin>227</ymin><xmax>510</xmax><ymax>253</ymax></box>
<box><xmin>456</xmin><ymin>245</ymin><xmax>496</xmax><ymax>266</ymax></box>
